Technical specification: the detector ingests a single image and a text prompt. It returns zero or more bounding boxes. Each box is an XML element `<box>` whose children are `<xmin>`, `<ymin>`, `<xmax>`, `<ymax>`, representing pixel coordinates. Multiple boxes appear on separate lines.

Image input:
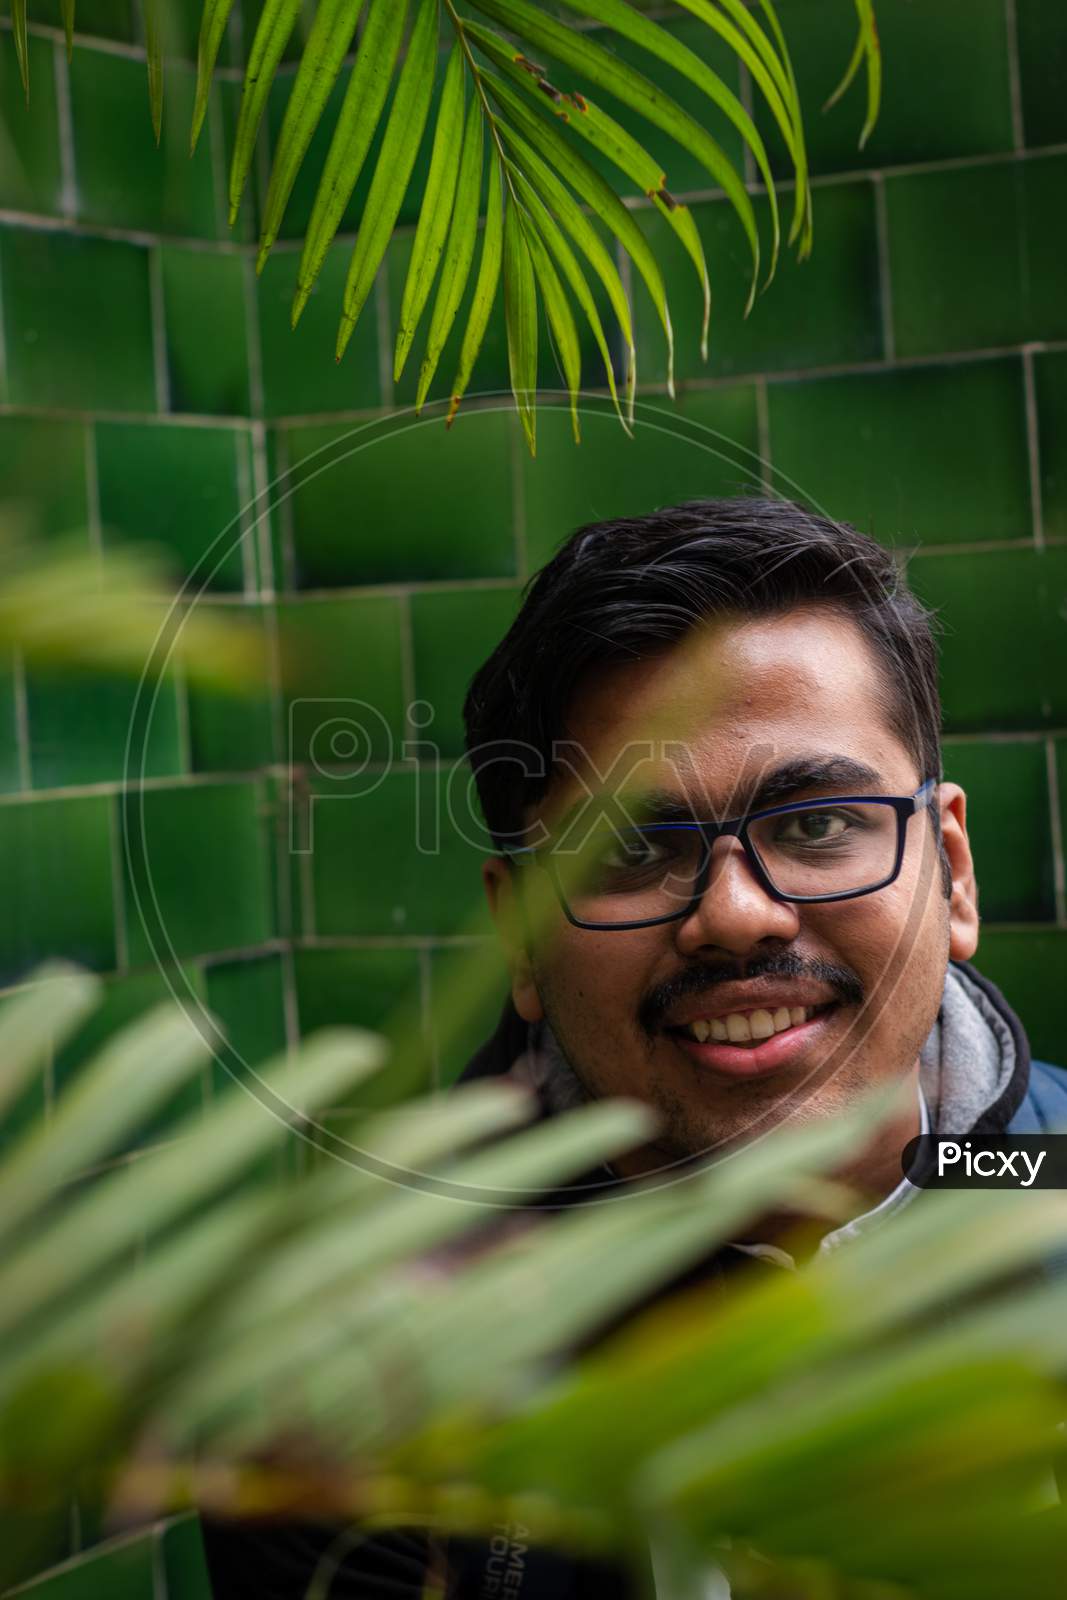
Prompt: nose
<box><xmin>673</xmin><ymin>835</ymin><xmax>801</xmax><ymax>958</ymax></box>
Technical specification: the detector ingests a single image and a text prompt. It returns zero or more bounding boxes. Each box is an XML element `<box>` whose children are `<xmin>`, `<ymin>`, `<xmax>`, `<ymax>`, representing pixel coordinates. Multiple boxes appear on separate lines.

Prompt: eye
<box><xmin>775</xmin><ymin>809</ymin><xmax>853</xmax><ymax>843</ymax></box>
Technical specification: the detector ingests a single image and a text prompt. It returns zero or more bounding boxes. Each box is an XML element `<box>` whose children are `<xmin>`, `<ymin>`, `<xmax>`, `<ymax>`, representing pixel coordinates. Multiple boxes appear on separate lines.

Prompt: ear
<box><xmin>937</xmin><ymin>782</ymin><xmax>979</xmax><ymax>961</ymax></box>
<box><xmin>482</xmin><ymin>856</ymin><xmax>544</xmax><ymax>1023</ymax></box>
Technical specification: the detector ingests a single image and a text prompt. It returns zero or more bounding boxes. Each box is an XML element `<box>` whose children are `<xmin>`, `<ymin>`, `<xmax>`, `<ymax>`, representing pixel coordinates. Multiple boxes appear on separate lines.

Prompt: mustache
<box><xmin>638</xmin><ymin>950</ymin><xmax>864</xmax><ymax>1036</ymax></box>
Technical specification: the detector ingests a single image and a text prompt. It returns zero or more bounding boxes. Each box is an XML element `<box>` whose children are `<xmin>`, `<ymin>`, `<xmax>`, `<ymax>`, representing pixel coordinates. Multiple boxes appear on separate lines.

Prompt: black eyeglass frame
<box><xmin>503</xmin><ymin>778</ymin><xmax>939</xmax><ymax>931</ymax></box>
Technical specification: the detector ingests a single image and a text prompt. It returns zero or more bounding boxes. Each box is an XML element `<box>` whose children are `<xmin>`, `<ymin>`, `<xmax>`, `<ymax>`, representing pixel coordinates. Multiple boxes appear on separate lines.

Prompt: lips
<box><xmin>666</xmin><ymin>1002</ymin><xmax>841</xmax><ymax>1080</ymax></box>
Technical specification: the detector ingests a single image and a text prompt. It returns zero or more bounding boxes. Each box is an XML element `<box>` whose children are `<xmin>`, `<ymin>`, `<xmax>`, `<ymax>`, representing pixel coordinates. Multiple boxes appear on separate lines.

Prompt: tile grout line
<box><xmin>871</xmin><ymin>173</ymin><xmax>896</xmax><ymax>363</ymax></box>
<box><xmin>1003</xmin><ymin>0</ymin><xmax>1026</xmax><ymax>152</ymax></box>
<box><xmin>12</xmin><ymin>648</ymin><xmax>32</xmax><ymax>791</ymax></box>
<box><xmin>398</xmin><ymin>590</ymin><xmax>418</xmax><ymax>738</ymax></box>
<box><xmin>148</xmin><ymin>243</ymin><xmax>171</xmax><ymax>414</ymax></box>
<box><xmin>2</xmin><ymin>141</ymin><xmax>1067</xmax><ymax>260</ymax></box>
<box><xmin>52</xmin><ymin>38</ymin><xmax>77</xmax><ymax>219</ymax></box>
<box><xmin>172</xmin><ymin>654</ymin><xmax>193</xmax><ymax>776</ymax></box>
<box><xmin>272</xmin><ymin>427</ymin><xmax>298</xmax><ymax>593</ymax></box>
<box><xmin>107</xmin><ymin>792</ymin><xmax>130</xmax><ymax>973</ymax></box>
<box><xmin>418</xmin><ymin>944</ymin><xmax>438</xmax><ymax>1087</ymax></box>
<box><xmin>0</xmin><ymin>229</ymin><xmax>9</xmax><ymax>404</ymax></box>
<box><xmin>754</xmin><ymin>376</ymin><xmax>772</xmax><ymax>491</ymax></box>
<box><xmin>1021</xmin><ymin>346</ymin><xmax>1045</xmax><ymax>550</ymax></box>
<box><xmin>1047</xmin><ymin>738</ymin><xmax>1067</xmax><ymax>926</ymax></box>
<box><xmin>83</xmin><ymin>420</ymin><xmax>103</xmax><ymax>555</ymax></box>
<box><xmin>233</xmin><ymin>425</ymin><xmax>258</xmax><ymax>595</ymax></box>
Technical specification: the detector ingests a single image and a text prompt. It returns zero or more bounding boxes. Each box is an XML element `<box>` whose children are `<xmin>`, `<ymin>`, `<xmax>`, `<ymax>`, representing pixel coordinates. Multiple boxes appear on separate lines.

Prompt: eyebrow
<box><xmin>553</xmin><ymin>755</ymin><xmax>888</xmax><ymax>833</ymax></box>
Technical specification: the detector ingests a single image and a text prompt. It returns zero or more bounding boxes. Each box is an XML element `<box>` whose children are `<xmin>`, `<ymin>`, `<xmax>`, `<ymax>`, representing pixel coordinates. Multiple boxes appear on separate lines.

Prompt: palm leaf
<box><xmin>190</xmin><ymin>0</ymin><xmax>236</xmax><ymax>153</ymax></box>
<box><xmin>394</xmin><ymin>40</ymin><xmax>468</xmax><ymax>382</ymax></box>
<box><xmin>336</xmin><ymin>0</ymin><xmax>439</xmax><ymax>361</ymax></box>
<box><xmin>293</xmin><ymin>0</ymin><xmax>410</xmax><ymax>325</ymax></box>
<box><xmin>143</xmin><ymin>0</ymin><xmax>164</xmax><ymax>143</ymax></box>
<box><xmin>824</xmin><ymin>0</ymin><xmax>882</xmax><ymax>149</ymax></box>
<box><xmin>416</xmin><ymin>90</ymin><xmax>485</xmax><ymax>410</ymax></box>
<box><xmin>227</xmin><ymin>0</ymin><xmax>305</xmax><ymax>224</ymax></box>
<box><xmin>502</xmin><ymin>184</ymin><xmax>538</xmax><ymax>453</ymax></box>
<box><xmin>467</xmin><ymin>0</ymin><xmax>762</xmax><ymax>313</ymax></box>
<box><xmin>253</xmin><ymin>0</ymin><xmax>367</xmax><ymax>261</ymax></box>
<box><xmin>60</xmin><ymin>0</ymin><xmax>74</xmax><ymax>61</ymax></box>
<box><xmin>11</xmin><ymin>0</ymin><xmax>28</xmax><ymax>100</ymax></box>
<box><xmin>448</xmin><ymin>151</ymin><xmax>504</xmax><ymax>425</ymax></box>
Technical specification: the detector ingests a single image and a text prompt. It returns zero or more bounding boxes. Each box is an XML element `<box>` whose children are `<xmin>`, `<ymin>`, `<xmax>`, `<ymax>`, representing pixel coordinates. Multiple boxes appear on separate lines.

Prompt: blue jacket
<box><xmin>1008</xmin><ymin>1059</ymin><xmax>1067</xmax><ymax>1132</ymax></box>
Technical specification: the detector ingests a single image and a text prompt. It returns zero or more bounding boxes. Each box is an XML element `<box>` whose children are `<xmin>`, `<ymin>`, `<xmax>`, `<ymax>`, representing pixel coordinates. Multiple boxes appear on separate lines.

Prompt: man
<box><xmin>202</xmin><ymin>497</ymin><xmax>1067</xmax><ymax>1597</ymax></box>
<box><xmin>460</xmin><ymin>498</ymin><xmax>1064</xmax><ymax>1206</ymax></box>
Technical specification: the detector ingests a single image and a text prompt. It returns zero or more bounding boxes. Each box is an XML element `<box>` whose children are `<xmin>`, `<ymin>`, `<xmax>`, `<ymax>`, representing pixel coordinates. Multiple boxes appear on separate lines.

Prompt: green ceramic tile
<box><xmin>0</xmin><ymin>795</ymin><xmax>116</xmax><ymax>983</ymax></box>
<box><xmin>37</xmin><ymin>0</ymin><xmax>134</xmax><ymax>40</ymax></box>
<box><xmin>906</xmin><ymin>547</ymin><xmax>1067</xmax><ymax>732</ymax></box>
<box><xmin>1016</xmin><ymin>0</ymin><xmax>1067</xmax><ymax>147</ymax></box>
<box><xmin>972</xmin><ymin>929</ymin><xmax>1067</xmax><ymax>1070</ymax></box>
<box><xmin>95</xmin><ymin>420</ymin><xmax>252</xmax><ymax>593</ymax></box>
<box><xmin>430</xmin><ymin>940</ymin><xmax>512</xmax><ymax>1087</ymax></box>
<box><xmin>0</xmin><ymin>417</ymin><xmax>89</xmax><ymax>539</ymax></box>
<box><xmin>257</xmin><ymin>242</ymin><xmax>381</xmax><ymax>419</ymax></box>
<box><xmin>52</xmin><ymin>967</ymin><xmax>209</xmax><ymax>1144</ymax></box>
<box><xmin>9</xmin><ymin>1525</ymin><xmax>157</xmax><ymax>1600</ymax></box>
<box><xmin>187</xmin><ymin>606</ymin><xmax>277</xmax><ymax>772</ymax></box>
<box><xmin>386</xmin><ymin>228</ymin><xmax>514</xmax><ymax>413</ymax></box>
<box><xmin>281</xmin><ymin>409</ymin><xmax>516</xmax><ymax>586</ymax></box>
<box><xmin>280</xmin><ymin>595</ymin><xmax>406</xmax><ymax>767</ymax></box>
<box><xmin>522</xmin><ymin>386</ymin><xmax>762</xmax><ymax>570</ymax></box>
<box><xmin>158</xmin><ymin>1514</ymin><xmax>216</xmax><ymax>1600</ymax></box>
<box><xmin>410</xmin><ymin>586</ymin><xmax>522</xmax><ymax>758</ymax></box>
<box><xmin>633</xmin><ymin>180</ymin><xmax>881</xmax><ymax>385</ymax></box>
<box><xmin>308</xmin><ymin>769</ymin><xmax>491</xmax><ymax>938</ymax></box>
<box><xmin>161</xmin><ymin>245</ymin><xmax>251</xmax><ymax>417</ymax></box>
<box><xmin>70</xmin><ymin>50</ymin><xmax>220</xmax><ymax>238</ymax></box>
<box><xmin>26</xmin><ymin>668</ymin><xmax>184</xmax><ymax>788</ymax></box>
<box><xmin>121</xmin><ymin>779</ymin><xmax>274</xmax><ymax>964</ymax></box>
<box><xmin>205</xmin><ymin>953</ymin><xmax>288</xmax><ymax>1083</ymax></box>
<box><xmin>767</xmin><ymin>360</ymin><xmax>1032</xmax><ymax>545</ymax></box>
<box><xmin>887</xmin><ymin>154</ymin><xmax>1067</xmax><ymax>357</ymax></box>
<box><xmin>293</xmin><ymin>945</ymin><xmax>422</xmax><ymax>1034</ymax></box>
<box><xmin>0</xmin><ymin>227</ymin><xmax>155</xmax><ymax>410</ymax></box>
<box><xmin>754</xmin><ymin>0</ymin><xmax>1013</xmax><ymax>176</ymax></box>
<box><xmin>941</xmin><ymin>739</ymin><xmax>1055</xmax><ymax>922</ymax></box>
<box><xmin>0</xmin><ymin>36</ymin><xmax>63</xmax><ymax>213</ymax></box>
<box><xmin>1034</xmin><ymin>351</ymin><xmax>1067</xmax><ymax>542</ymax></box>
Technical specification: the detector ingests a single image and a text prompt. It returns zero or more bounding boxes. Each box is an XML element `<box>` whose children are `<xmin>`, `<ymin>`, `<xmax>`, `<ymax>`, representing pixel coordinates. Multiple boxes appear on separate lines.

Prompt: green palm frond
<box><xmin>3</xmin><ymin>962</ymin><xmax>1067</xmax><ymax>1600</ymax></box>
<box><xmin>5</xmin><ymin>1</ymin><xmax>882</xmax><ymax>452</ymax></box>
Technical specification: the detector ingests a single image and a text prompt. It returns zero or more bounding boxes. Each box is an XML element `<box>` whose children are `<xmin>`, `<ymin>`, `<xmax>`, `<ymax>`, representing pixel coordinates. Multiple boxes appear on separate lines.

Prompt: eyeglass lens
<box><xmin>556</xmin><ymin>801</ymin><xmax>900</xmax><ymax>923</ymax></box>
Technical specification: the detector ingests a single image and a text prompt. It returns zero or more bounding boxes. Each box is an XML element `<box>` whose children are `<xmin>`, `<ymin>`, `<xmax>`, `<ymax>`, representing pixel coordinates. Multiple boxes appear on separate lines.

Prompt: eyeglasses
<box><xmin>504</xmin><ymin>779</ymin><xmax>938</xmax><ymax>931</ymax></box>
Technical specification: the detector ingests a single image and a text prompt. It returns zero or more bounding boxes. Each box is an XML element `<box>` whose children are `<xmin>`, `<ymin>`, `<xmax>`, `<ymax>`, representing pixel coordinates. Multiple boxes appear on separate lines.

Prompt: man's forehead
<box><xmin>527</xmin><ymin>610</ymin><xmax>907</xmax><ymax>837</ymax></box>
<box><xmin>568</xmin><ymin>611</ymin><xmax>887</xmax><ymax>758</ymax></box>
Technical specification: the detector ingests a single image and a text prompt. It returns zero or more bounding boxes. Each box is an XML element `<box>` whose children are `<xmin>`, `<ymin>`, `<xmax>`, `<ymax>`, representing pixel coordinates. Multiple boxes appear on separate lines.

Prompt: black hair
<box><xmin>463</xmin><ymin>497</ymin><xmax>951</xmax><ymax>896</ymax></box>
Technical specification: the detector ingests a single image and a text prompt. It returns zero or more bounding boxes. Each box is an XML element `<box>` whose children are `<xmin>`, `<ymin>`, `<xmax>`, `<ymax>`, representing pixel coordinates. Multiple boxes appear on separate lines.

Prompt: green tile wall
<box><xmin>1</xmin><ymin>0</ymin><xmax>1064</xmax><ymax>1113</ymax></box>
<box><xmin>3</xmin><ymin>5</ymin><xmax>1067</xmax><ymax>1584</ymax></box>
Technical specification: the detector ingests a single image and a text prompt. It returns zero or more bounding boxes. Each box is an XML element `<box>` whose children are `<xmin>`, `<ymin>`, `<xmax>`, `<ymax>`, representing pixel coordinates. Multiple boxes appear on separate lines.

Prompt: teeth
<box><xmin>682</xmin><ymin>1004</ymin><xmax>823</xmax><ymax>1045</ymax></box>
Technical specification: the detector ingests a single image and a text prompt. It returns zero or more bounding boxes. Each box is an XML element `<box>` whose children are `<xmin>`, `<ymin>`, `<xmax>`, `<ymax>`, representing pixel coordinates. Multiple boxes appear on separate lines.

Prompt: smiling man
<box><xmin>202</xmin><ymin>497</ymin><xmax>1067</xmax><ymax>1600</ymax></box>
<box><xmin>458</xmin><ymin>497</ymin><xmax>1066</xmax><ymax>1247</ymax></box>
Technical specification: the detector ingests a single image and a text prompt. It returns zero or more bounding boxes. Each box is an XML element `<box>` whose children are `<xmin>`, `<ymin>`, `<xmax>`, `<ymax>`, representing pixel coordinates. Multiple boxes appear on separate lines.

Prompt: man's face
<box><xmin>484</xmin><ymin>605</ymin><xmax>979</xmax><ymax>1184</ymax></box>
